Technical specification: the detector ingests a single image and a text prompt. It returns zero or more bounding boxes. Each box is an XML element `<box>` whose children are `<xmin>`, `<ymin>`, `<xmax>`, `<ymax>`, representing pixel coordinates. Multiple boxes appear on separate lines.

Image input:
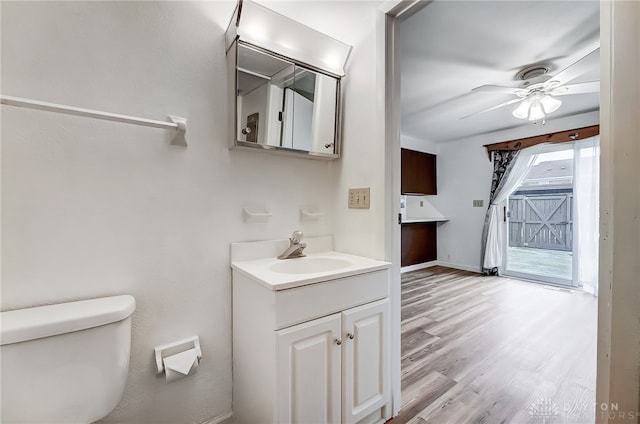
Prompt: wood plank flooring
<box><xmin>389</xmin><ymin>266</ymin><xmax>597</xmax><ymax>424</ymax></box>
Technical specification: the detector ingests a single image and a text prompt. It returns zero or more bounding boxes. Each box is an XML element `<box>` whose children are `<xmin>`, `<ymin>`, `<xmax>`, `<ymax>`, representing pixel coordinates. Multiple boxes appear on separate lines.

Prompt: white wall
<box><xmin>430</xmin><ymin>138</ymin><xmax>492</xmax><ymax>271</ymax></box>
<box><xmin>330</xmin><ymin>6</ymin><xmax>387</xmax><ymax>260</ymax></box>
<box><xmin>400</xmin><ymin>134</ymin><xmax>437</xmax><ymax>154</ymax></box>
<box><xmin>404</xmin><ymin>196</ymin><xmax>445</xmax><ymax>220</ymax></box>
<box><xmin>257</xmin><ymin>0</ymin><xmax>389</xmax><ymax>261</ymax></box>
<box><xmin>1</xmin><ymin>2</ymin><xmax>373</xmax><ymax>423</ymax></box>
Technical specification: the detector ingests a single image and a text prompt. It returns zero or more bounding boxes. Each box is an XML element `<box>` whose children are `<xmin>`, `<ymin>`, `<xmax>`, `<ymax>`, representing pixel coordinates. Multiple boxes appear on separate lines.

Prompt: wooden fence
<box><xmin>508</xmin><ymin>193</ymin><xmax>573</xmax><ymax>251</ymax></box>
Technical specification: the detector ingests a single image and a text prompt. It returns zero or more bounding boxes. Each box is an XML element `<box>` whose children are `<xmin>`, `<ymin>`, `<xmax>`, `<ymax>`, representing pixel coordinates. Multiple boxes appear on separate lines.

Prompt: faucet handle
<box><xmin>290</xmin><ymin>230</ymin><xmax>303</xmax><ymax>243</ymax></box>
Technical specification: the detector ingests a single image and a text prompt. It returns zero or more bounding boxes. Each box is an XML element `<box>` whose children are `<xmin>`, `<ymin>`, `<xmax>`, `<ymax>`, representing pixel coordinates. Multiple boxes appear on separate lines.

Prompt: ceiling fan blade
<box><xmin>549</xmin><ymin>81</ymin><xmax>600</xmax><ymax>96</ymax></box>
<box><xmin>461</xmin><ymin>97</ymin><xmax>524</xmax><ymax>119</ymax></box>
<box><xmin>472</xmin><ymin>85</ymin><xmax>526</xmax><ymax>95</ymax></box>
<box><xmin>547</xmin><ymin>48</ymin><xmax>600</xmax><ymax>87</ymax></box>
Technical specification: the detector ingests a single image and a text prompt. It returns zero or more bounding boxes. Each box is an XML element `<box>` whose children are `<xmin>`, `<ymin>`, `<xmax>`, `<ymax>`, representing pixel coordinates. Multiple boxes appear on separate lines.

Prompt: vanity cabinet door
<box><xmin>277</xmin><ymin>313</ymin><xmax>342</xmax><ymax>424</ymax></box>
<box><xmin>341</xmin><ymin>299</ymin><xmax>389</xmax><ymax>424</ymax></box>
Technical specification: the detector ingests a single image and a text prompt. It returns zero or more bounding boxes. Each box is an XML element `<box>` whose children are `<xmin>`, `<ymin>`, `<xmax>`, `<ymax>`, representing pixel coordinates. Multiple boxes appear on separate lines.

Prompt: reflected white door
<box><xmin>277</xmin><ymin>313</ymin><xmax>341</xmax><ymax>424</ymax></box>
<box><xmin>282</xmin><ymin>88</ymin><xmax>313</xmax><ymax>151</ymax></box>
<box><xmin>342</xmin><ymin>299</ymin><xmax>390</xmax><ymax>424</ymax></box>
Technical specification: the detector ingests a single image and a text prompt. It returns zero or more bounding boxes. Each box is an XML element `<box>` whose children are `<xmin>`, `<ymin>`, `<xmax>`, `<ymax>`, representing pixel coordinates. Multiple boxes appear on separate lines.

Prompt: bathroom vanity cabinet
<box><xmin>277</xmin><ymin>298</ymin><xmax>389</xmax><ymax>424</ymax></box>
<box><xmin>231</xmin><ymin>265</ymin><xmax>391</xmax><ymax>424</ymax></box>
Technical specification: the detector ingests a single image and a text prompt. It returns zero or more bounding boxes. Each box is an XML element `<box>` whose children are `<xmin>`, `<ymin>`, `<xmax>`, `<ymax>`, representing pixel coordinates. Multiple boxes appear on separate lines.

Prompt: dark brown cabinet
<box><xmin>401</xmin><ymin>149</ymin><xmax>437</xmax><ymax>195</ymax></box>
<box><xmin>401</xmin><ymin>222</ymin><xmax>437</xmax><ymax>267</ymax></box>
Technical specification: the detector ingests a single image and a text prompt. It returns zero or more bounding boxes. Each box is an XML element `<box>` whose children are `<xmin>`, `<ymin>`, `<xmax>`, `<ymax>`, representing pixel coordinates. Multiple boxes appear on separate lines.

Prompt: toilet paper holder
<box><xmin>154</xmin><ymin>335</ymin><xmax>202</xmax><ymax>375</ymax></box>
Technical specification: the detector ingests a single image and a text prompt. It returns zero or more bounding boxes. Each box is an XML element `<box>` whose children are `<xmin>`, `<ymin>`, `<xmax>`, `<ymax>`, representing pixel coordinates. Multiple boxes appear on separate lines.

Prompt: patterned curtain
<box><xmin>481</xmin><ymin>150</ymin><xmax>519</xmax><ymax>275</ymax></box>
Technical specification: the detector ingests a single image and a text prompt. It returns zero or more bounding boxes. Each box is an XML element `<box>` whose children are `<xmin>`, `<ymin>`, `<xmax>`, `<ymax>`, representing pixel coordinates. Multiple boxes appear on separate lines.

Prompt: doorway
<box><xmin>383</xmin><ymin>0</ymin><xmax>639</xmax><ymax>418</ymax></box>
<box><xmin>504</xmin><ymin>138</ymin><xmax>600</xmax><ymax>291</ymax></box>
<box><xmin>386</xmin><ymin>2</ymin><xmax>595</xmax><ymax>418</ymax></box>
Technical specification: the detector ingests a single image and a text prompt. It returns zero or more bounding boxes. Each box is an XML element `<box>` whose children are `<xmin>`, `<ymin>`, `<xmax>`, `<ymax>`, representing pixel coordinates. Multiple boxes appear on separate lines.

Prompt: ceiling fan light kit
<box><xmin>465</xmin><ymin>48</ymin><xmax>600</xmax><ymax>125</ymax></box>
<box><xmin>512</xmin><ymin>91</ymin><xmax>562</xmax><ymax>122</ymax></box>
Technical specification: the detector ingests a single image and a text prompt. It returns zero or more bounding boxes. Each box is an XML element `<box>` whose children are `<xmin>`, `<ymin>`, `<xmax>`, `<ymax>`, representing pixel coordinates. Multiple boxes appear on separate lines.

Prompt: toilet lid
<box><xmin>1</xmin><ymin>295</ymin><xmax>135</xmax><ymax>346</ymax></box>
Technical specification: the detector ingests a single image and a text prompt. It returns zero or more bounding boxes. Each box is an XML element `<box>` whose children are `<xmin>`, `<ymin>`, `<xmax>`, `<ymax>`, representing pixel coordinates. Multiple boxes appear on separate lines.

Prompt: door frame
<box><xmin>377</xmin><ymin>0</ymin><xmax>430</xmax><ymax>415</ymax></box>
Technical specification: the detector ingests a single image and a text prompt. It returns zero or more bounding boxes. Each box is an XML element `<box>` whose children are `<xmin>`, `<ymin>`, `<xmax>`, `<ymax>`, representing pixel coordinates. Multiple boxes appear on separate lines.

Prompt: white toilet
<box><xmin>1</xmin><ymin>295</ymin><xmax>136</xmax><ymax>423</ymax></box>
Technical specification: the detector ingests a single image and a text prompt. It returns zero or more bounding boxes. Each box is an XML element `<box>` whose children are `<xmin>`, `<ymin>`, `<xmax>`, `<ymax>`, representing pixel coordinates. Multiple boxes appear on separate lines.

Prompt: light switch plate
<box><xmin>348</xmin><ymin>188</ymin><xmax>370</xmax><ymax>209</ymax></box>
<box><xmin>473</xmin><ymin>200</ymin><xmax>484</xmax><ymax>207</ymax></box>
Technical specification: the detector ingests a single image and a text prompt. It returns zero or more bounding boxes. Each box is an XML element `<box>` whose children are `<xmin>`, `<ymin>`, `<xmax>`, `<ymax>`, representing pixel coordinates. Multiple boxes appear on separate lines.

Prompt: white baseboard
<box><xmin>401</xmin><ymin>260</ymin><xmax>482</xmax><ymax>274</ymax></box>
<box><xmin>201</xmin><ymin>411</ymin><xmax>233</xmax><ymax>424</ymax></box>
<box><xmin>401</xmin><ymin>260</ymin><xmax>438</xmax><ymax>273</ymax></box>
<box><xmin>435</xmin><ymin>260</ymin><xmax>482</xmax><ymax>273</ymax></box>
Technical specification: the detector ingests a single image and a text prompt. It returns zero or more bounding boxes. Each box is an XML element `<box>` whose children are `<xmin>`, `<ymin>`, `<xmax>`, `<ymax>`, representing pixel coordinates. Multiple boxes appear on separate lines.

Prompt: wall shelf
<box><xmin>242</xmin><ymin>208</ymin><xmax>272</xmax><ymax>223</ymax></box>
<box><xmin>300</xmin><ymin>209</ymin><xmax>325</xmax><ymax>221</ymax></box>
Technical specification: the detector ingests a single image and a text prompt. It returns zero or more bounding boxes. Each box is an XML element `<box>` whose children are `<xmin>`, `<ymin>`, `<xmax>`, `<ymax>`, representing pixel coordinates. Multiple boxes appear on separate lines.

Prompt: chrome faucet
<box><xmin>278</xmin><ymin>230</ymin><xmax>307</xmax><ymax>259</ymax></box>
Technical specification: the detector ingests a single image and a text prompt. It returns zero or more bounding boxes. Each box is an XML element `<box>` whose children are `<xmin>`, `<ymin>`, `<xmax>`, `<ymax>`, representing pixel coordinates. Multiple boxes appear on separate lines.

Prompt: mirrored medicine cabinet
<box><xmin>225</xmin><ymin>0</ymin><xmax>351</xmax><ymax>160</ymax></box>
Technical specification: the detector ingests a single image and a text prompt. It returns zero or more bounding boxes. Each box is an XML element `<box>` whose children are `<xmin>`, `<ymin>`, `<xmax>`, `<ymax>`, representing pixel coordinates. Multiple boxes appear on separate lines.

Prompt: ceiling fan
<box><xmin>463</xmin><ymin>48</ymin><xmax>600</xmax><ymax>123</ymax></box>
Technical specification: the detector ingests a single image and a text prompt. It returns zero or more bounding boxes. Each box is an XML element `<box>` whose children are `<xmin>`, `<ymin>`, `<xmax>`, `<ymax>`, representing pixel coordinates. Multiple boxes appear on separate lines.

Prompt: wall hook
<box><xmin>169</xmin><ymin>115</ymin><xmax>188</xmax><ymax>147</ymax></box>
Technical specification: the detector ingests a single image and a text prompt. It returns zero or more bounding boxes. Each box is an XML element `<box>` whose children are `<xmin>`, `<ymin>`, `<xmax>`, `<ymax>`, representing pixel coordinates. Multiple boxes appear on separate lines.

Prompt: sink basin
<box><xmin>269</xmin><ymin>257</ymin><xmax>352</xmax><ymax>274</ymax></box>
<box><xmin>231</xmin><ymin>236</ymin><xmax>391</xmax><ymax>290</ymax></box>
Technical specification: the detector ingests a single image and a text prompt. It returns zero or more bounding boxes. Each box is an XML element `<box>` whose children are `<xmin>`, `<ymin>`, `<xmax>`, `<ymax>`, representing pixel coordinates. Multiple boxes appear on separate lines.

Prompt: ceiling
<box><xmin>399</xmin><ymin>1</ymin><xmax>600</xmax><ymax>144</ymax></box>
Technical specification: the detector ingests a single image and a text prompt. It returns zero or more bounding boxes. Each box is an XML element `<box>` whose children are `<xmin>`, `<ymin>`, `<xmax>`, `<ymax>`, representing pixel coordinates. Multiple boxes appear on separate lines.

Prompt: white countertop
<box><xmin>402</xmin><ymin>217</ymin><xmax>449</xmax><ymax>223</ymax></box>
<box><xmin>231</xmin><ymin>251</ymin><xmax>390</xmax><ymax>291</ymax></box>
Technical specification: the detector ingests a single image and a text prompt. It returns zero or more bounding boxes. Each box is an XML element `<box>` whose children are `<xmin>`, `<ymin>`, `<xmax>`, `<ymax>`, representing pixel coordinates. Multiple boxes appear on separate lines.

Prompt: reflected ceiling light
<box><xmin>322</xmin><ymin>54</ymin><xmax>342</xmax><ymax>70</ymax></box>
<box><xmin>227</xmin><ymin>0</ymin><xmax>352</xmax><ymax>77</ymax></box>
<box><xmin>512</xmin><ymin>91</ymin><xmax>562</xmax><ymax>122</ymax></box>
<box><xmin>243</xmin><ymin>25</ymin><xmax>269</xmax><ymax>43</ymax></box>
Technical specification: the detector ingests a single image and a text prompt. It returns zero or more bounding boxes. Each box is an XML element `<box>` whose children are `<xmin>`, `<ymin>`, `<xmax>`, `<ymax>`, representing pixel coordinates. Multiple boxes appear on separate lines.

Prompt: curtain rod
<box><xmin>0</xmin><ymin>95</ymin><xmax>187</xmax><ymax>147</ymax></box>
<box><xmin>483</xmin><ymin>125</ymin><xmax>599</xmax><ymax>160</ymax></box>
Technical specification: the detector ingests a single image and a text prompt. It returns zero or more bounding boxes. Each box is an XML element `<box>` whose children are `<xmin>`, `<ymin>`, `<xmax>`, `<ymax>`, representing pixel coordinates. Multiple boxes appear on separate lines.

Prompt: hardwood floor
<box><xmin>390</xmin><ymin>266</ymin><xmax>597</xmax><ymax>424</ymax></box>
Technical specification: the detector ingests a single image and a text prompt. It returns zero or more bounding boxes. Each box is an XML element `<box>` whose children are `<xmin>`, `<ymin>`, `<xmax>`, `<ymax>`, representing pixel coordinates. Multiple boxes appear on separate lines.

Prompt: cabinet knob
<box><xmin>334</xmin><ymin>338</ymin><xmax>342</xmax><ymax>346</ymax></box>
<box><xmin>347</xmin><ymin>333</ymin><xmax>355</xmax><ymax>340</ymax></box>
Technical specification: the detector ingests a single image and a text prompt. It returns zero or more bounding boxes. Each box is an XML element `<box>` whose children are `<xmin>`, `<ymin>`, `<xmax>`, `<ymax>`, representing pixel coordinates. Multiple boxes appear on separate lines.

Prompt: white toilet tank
<box><xmin>1</xmin><ymin>295</ymin><xmax>136</xmax><ymax>423</ymax></box>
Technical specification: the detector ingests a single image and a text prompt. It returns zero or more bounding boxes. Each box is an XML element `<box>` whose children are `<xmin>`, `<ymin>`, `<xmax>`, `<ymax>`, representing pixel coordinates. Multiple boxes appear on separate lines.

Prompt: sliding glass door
<box><xmin>504</xmin><ymin>137</ymin><xmax>599</xmax><ymax>289</ymax></box>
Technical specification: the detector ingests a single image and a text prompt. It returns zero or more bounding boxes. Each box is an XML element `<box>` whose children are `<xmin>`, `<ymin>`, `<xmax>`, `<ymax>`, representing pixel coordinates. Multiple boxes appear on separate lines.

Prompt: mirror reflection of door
<box><xmin>236</xmin><ymin>42</ymin><xmax>339</xmax><ymax>155</ymax></box>
<box><xmin>237</xmin><ymin>44</ymin><xmax>294</xmax><ymax>145</ymax></box>
<box><xmin>280</xmin><ymin>69</ymin><xmax>315</xmax><ymax>151</ymax></box>
<box><xmin>280</xmin><ymin>69</ymin><xmax>337</xmax><ymax>152</ymax></box>
<box><xmin>245</xmin><ymin>113</ymin><xmax>258</xmax><ymax>142</ymax></box>
<box><xmin>281</xmin><ymin>88</ymin><xmax>308</xmax><ymax>149</ymax></box>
